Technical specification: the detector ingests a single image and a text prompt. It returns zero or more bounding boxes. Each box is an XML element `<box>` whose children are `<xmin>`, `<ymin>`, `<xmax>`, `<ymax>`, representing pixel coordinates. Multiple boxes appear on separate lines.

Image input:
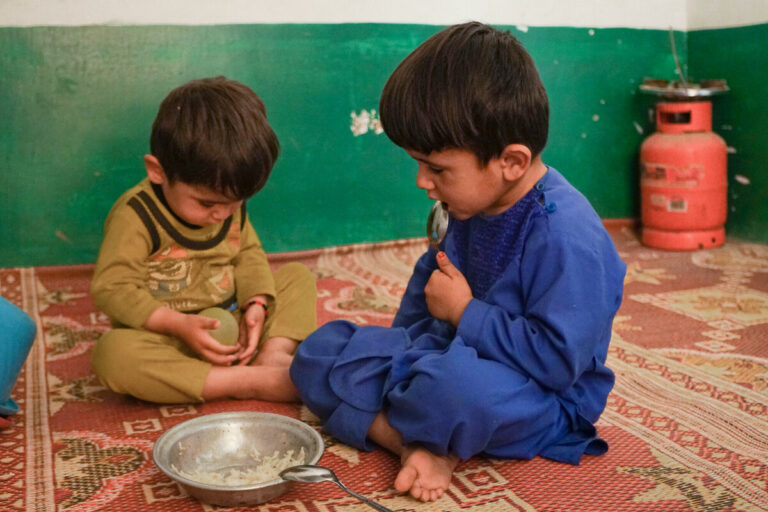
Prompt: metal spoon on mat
<box><xmin>427</xmin><ymin>201</ymin><xmax>449</xmax><ymax>251</ymax></box>
<box><xmin>280</xmin><ymin>465</ymin><xmax>396</xmax><ymax>512</ymax></box>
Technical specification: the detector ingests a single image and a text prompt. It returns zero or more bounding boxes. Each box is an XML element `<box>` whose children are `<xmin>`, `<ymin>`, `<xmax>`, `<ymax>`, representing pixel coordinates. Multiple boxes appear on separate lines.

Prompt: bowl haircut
<box><xmin>150</xmin><ymin>76</ymin><xmax>280</xmax><ymax>200</ymax></box>
<box><xmin>380</xmin><ymin>22</ymin><xmax>549</xmax><ymax>165</ymax></box>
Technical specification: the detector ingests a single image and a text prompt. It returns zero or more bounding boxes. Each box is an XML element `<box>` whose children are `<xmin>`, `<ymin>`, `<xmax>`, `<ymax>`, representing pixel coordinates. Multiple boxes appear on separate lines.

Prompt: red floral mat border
<box><xmin>1</xmin><ymin>226</ymin><xmax>767</xmax><ymax>511</ymax></box>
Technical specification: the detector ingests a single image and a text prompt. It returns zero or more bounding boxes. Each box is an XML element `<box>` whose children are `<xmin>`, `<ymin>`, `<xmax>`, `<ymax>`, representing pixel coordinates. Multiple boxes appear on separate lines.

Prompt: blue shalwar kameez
<box><xmin>290</xmin><ymin>167</ymin><xmax>626</xmax><ymax>464</ymax></box>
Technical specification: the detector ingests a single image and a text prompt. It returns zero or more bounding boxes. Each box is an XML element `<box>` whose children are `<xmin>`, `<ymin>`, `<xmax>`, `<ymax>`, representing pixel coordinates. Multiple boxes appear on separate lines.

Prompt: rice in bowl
<box><xmin>173</xmin><ymin>446</ymin><xmax>307</xmax><ymax>486</ymax></box>
<box><xmin>153</xmin><ymin>412</ymin><xmax>323</xmax><ymax>507</ymax></box>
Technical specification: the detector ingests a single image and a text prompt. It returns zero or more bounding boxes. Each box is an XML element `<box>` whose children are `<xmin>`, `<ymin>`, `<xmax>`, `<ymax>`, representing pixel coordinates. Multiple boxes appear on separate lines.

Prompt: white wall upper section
<box><xmin>1</xmin><ymin>0</ymin><xmax>765</xmax><ymax>29</ymax></box>
<box><xmin>0</xmin><ymin>0</ymin><xmax>688</xmax><ymax>29</ymax></box>
<box><xmin>687</xmin><ymin>0</ymin><xmax>768</xmax><ymax>29</ymax></box>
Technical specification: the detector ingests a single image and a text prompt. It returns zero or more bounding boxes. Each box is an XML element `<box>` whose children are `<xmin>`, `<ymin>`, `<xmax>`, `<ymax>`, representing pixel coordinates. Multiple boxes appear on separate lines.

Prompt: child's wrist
<box><xmin>451</xmin><ymin>298</ymin><xmax>471</xmax><ymax>327</ymax></box>
<box><xmin>144</xmin><ymin>305</ymin><xmax>183</xmax><ymax>335</ymax></box>
<box><xmin>243</xmin><ymin>298</ymin><xmax>269</xmax><ymax>316</ymax></box>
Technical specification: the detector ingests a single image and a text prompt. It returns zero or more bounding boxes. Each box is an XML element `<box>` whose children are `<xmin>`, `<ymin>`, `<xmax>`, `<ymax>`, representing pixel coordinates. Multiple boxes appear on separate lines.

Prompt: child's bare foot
<box><xmin>252</xmin><ymin>336</ymin><xmax>297</xmax><ymax>367</ymax></box>
<box><xmin>253</xmin><ymin>349</ymin><xmax>293</xmax><ymax>367</ymax></box>
<box><xmin>394</xmin><ymin>446</ymin><xmax>458</xmax><ymax>502</ymax></box>
<box><xmin>203</xmin><ymin>365</ymin><xmax>299</xmax><ymax>402</ymax></box>
<box><xmin>245</xmin><ymin>366</ymin><xmax>299</xmax><ymax>402</ymax></box>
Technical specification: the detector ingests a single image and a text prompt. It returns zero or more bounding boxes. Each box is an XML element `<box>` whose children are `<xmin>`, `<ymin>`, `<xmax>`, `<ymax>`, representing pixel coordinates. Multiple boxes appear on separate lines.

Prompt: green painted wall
<box><xmin>689</xmin><ymin>24</ymin><xmax>768</xmax><ymax>244</ymax></box>
<box><xmin>0</xmin><ymin>24</ymin><xmax>722</xmax><ymax>267</ymax></box>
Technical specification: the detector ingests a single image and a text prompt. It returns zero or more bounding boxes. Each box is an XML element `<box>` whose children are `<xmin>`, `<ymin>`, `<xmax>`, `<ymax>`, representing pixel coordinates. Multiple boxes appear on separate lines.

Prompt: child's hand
<box><xmin>143</xmin><ymin>306</ymin><xmax>241</xmax><ymax>365</ymax></box>
<box><xmin>234</xmin><ymin>297</ymin><xmax>267</xmax><ymax>365</ymax></box>
<box><xmin>425</xmin><ymin>252</ymin><xmax>472</xmax><ymax>327</ymax></box>
<box><xmin>179</xmin><ymin>313</ymin><xmax>242</xmax><ymax>365</ymax></box>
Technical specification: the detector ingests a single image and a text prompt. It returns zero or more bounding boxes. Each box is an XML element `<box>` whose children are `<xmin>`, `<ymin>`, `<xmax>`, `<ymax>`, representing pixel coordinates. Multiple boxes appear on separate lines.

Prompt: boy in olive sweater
<box><xmin>91</xmin><ymin>77</ymin><xmax>316</xmax><ymax>404</ymax></box>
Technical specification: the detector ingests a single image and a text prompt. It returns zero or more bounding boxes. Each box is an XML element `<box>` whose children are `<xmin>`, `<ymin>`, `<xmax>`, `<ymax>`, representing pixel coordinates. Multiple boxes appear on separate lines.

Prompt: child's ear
<box><xmin>498</xmin><ymin>144</ymin><xmax>532</xmax><ymax>181</ymax></box>
<box><xmin>144</xmin><ymin>155</ymin><xmax>166</xmax><ymax>184</ymax></box>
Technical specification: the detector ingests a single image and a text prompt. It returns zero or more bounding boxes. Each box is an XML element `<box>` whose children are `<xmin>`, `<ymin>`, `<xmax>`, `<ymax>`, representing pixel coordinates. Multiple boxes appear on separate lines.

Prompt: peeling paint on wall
<box><xmin>350</xmin><ymin>109</ymin><xmax>383</xmax><ymax>137</ymax></box>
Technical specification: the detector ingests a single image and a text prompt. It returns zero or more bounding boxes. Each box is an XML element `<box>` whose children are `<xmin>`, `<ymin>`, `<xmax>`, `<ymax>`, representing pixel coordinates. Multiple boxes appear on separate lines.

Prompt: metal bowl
<box><xmin>152</xmin><ymin>411</ymin><xmax>324</xmax><ymax>507</ymax></box>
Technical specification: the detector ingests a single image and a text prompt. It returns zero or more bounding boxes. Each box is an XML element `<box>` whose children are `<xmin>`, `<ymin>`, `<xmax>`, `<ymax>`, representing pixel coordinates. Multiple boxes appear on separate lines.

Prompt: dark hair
<box><xmin>380</xmin><ymin>22</ymin><xmax>548</xmax><ymax>164</ymax></box>
<box><xmin>150</xmin><ymin>76</ymin><xmax>280</xmax><ymax>200</ymax></box>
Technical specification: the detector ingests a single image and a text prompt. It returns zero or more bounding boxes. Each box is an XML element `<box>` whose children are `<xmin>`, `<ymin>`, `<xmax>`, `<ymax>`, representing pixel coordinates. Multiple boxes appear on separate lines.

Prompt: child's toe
<box><xmin>394</xmin><ymin>465</ymin><xmax>418</xmax><ymax>494</ymax></box>
<box><xmin>410</xmin><ymin>480</ymin><xmax>424</xmax><ymax>500</ymax></box>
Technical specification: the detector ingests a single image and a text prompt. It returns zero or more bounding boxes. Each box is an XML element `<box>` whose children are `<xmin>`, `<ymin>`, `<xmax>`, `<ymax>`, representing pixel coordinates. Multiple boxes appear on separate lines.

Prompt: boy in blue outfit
<box><xmin>290</xmin><ymin>22</ymin><xmax>626</xmax><ymax>502</ymax></box>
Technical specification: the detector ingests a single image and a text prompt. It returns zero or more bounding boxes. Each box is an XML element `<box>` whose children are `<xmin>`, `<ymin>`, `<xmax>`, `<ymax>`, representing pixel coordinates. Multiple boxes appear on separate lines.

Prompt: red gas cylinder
<box><xmin>639</xmin><ymin>101</ymin><xmax>727</xmax><ymax>250</ymax></box>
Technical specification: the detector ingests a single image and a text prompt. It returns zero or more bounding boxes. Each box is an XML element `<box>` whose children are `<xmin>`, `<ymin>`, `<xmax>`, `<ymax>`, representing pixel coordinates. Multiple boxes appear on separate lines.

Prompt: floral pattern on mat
<box><xmin>1</xmin><ymin>226</ymin><xmax>767</xmax><ymax>512</ymax></box>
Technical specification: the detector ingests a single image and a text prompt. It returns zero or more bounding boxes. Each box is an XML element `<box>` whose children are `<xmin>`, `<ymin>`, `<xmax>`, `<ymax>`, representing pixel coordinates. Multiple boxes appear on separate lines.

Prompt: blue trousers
<box><xmin>290</xmin><ymin>320</ymin><xmax>605</xmax><ymax>463</ymax></box>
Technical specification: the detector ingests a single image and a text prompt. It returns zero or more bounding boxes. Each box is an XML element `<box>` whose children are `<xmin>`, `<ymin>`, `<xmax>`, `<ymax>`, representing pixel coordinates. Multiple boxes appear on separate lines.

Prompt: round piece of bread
<box><xmin>199</xmin><ymin>307</ymin><xmax>239</xmax><ymax>346</ymax></box>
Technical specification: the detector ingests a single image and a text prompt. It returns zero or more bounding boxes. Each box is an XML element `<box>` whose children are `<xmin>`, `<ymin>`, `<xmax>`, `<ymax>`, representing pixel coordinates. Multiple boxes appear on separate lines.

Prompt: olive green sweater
<box><xmin>91</xmin><ymin>179</ymin><xmax>275</xmax><ymax>328</ymax></box>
